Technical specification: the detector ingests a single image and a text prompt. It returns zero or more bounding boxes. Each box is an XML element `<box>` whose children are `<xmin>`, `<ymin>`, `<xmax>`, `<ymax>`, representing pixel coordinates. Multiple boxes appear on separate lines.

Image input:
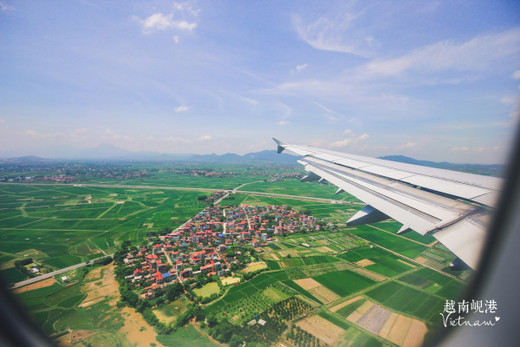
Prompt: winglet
<box><xmin>273</xmin><ymin>138</ymin><xmax>285</xmax><ymax>154</ymax></box>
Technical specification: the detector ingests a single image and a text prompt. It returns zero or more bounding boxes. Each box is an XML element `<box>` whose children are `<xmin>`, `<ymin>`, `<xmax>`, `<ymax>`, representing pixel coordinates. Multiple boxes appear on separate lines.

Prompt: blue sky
<box><xmin>0</xmin><ymin>0</ymin><xmax>519</xmax><ymax>163</ymax></box>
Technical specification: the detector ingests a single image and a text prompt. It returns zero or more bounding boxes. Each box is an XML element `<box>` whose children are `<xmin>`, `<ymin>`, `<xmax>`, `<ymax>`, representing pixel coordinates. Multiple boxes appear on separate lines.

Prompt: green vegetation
<box><xmin>157</xmin><ymin>324</ymin><xmax>218</xmax><ymax>347</ymax></box>
<box><xmin>0</xmin><ymin>162</ymin><xmax>472</xmax><ymax>346</ymax></box>
<box><xmin>346</xmin><ymin>225</ymin><xmax>428</xmax><ymax>258</ymax></box>
<box><xmin>314</xmin><ymin>270</ymin><xmax>376</xmax><ymax>297</ymax></box>
<box><xmin>339</xmin><ymin>246</ymin><xmax>415</xmax><ymax>276</ymax></box>
<box><xmin>365</xmin><ymin>280</ymin><xmax>444</xmax><ymax>323</ymax></box>
<box><xmin>194</xmin><ymin>282</ymin><xmax>220</xmax><ymax>298</ymax></box>
<box><xmin>0</xmin><ymin>184</ymin><xmax>207</xmax><ymax>270</ymax></box>
<box><xmin>399</xmin><ymin>267</ymin><xmax>465</xmax><ymax>298</ymax></box>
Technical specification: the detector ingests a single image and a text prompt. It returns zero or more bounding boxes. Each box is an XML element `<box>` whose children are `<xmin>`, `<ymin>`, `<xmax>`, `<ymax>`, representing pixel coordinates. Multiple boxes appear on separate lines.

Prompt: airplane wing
<box><xmin>274</xmin><ymin>138</ymin><xmax>503</xmax><ymax>270</ymax></box>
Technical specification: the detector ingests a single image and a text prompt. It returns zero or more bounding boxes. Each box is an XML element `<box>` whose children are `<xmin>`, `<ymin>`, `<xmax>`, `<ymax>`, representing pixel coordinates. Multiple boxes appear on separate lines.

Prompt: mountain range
<box><xmin>0</xmin><ymin>144</ymin><xmax>503</xmax><ymax>176</ymax></box>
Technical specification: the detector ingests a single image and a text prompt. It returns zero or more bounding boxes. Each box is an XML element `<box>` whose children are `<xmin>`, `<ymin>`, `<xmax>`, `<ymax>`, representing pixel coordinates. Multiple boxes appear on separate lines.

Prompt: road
<box><xmin>9</xmin><ymin>254</ymin><xmax>113</xmax><ymax>289</ymax></box>
<box><xmin>0</xmin><ymin>182</ymin><xmax>364</xmax><ymax>205</ymax></box>
<box><xmin>4</xmin><ymin>180</ymin><xmax>363</xmax><ymax>289</ymax></box>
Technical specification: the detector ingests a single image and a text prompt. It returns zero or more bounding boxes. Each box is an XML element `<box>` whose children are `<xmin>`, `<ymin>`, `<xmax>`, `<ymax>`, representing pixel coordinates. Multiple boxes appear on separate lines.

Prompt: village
<box><xmin>118</xmin><ymin>194</ymin><xmax>334</xmax><ymax>302</ymax></box>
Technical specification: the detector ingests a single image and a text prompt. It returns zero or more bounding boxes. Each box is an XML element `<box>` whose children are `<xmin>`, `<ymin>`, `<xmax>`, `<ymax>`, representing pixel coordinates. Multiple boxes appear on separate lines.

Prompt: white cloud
<box><xmin>175</xmin><ymin>105</ymin><xmax>190</xmax><ymax>112</ymax></box>
<box><xmin>172</xmin><ymin>2</ymin><xmax>200</xmax><ymax>17</ymax></box>
<box><xmin>198</xmin><ymin>135</ymin><xmax>212</xmax><ymax>141</ymax></box>
<box><xmin>364</xmin><ymin>28</ymin><xmax>520</xmax><ymax>78</ymax></box>
<box><xmin>0</xmin><ymin>118</ymin><xmax>5</xmax><ymax>123</ymax></box>
<box><xmin>329</xmin><ymin>133</ymin><xmax>369</xmax><ymax>148</ymax></box>
<box><xmin>25</xmin><ymin>130</ymin><xmax>37</xmax><ymax>136</ymax></box>
<box><xmin>277</xmin><ymin>103</ymin><xmax>292</xmax><ymax>117</ymax></box>
<box><xmin>133</xmin><ymin>13</ymin><xmax>197</xmax><ymax>33</ymax></box>
<box><xmin>276</xmin><ymin>120</ymin><xmax>289</xmax><ymax>126</ymax></box>
<box><xmin>293</xmin><ymin>11</ymin><xmax>377</xmax><ymax>57</ymax></box>
<box><xmin>513</xmin><ymin>70</ymin><xmax>520</xmax><ymax>80</ymax></box>
<box><xmin>397</xmin><ymin>142</ymin><xmax>417</xmax><ymax>150</ymax></box>
<box><xmin>343</xmin><ymin>129</ymin><xmax>352</xmax><ymax>135</ymax></box>
<box><xmin>291</xmin><ymin>64</ymin><xmax>309</xmax><ymax>74</ymax></box>
<box><xmin>0</xmin><ymin>2</ymin><xmax>14</xmax><ymax>11</ymax></box>
<box><xmin>451</xmin><ymin>146</ymin><xmax>470</xmax><ymax>152</ymax></box>
<box><xmin>133</xmin><ymin>3</ymin><xmax>200</xmax><ymax>35</ymax></box>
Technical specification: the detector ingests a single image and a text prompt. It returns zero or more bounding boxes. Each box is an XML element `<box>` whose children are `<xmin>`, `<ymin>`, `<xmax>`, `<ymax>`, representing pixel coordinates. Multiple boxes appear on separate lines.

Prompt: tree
<box><xmin>165</xmin><ymin>282</ymin><xmax>184</xmax><ymax>301</ymax></box>
<box><xmin>229</xmin><ymin>334</ymin><xmax>243</xmax><ymax>347</ymax></box>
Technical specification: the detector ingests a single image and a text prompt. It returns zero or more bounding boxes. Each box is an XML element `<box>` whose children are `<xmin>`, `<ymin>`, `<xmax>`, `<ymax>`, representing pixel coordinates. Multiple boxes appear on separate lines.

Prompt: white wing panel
<box><xmin>333</xmin><ymin>158</ymin><xmax>369</xmax><ymax>169</ymax></box>
<box><xmin>433</xmin><ymin>216</ymin><xmax>488</xmax><ymax>269</ymax></box>
<box><xmin>306</xmin><ymin>164</ymin><xmax>437</xmax><ymax>235</ymax></box>
<box><xmin>361</xmin><ymin>165</ymin><xmax>414</xmax><ymax>180</ymax></box>
<box><xmin>402</xmin><ymin>175</ymin><xmax>490</xmax><ymax>200</ymax></box>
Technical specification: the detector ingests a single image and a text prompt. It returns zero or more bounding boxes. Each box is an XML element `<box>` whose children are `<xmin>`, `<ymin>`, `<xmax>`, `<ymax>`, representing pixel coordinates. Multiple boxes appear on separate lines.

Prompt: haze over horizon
<box><xmin>1</xmin><ymin>1</ymin><xmax>519</xmax><ymax>164</ymax></box>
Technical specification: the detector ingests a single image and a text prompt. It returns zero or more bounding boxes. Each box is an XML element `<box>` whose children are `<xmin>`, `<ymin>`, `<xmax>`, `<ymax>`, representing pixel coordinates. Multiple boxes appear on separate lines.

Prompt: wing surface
<box><xmin>274</xmin><ymin>138</ymin><xmax>502</xmax><ymax>269</ymax></box>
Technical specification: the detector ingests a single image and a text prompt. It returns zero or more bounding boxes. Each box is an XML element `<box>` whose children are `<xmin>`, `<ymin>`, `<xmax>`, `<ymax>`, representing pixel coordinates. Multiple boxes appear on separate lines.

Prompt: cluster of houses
<box><xmin>121</xmin><ymin>201</ymin><xmax>333</xmax><ymax>300</ymax></box>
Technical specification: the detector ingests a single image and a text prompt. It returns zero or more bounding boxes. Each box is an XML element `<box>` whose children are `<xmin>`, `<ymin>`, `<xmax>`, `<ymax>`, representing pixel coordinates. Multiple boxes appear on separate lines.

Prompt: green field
<box><xmin>346</xmin><ymin>225</ymin><xmax>428</xmax><ymax>258</ymax></box>
<box><xmin>238</xmin><ymin>178</ymin><xmax>360</xmax><ymax>202</ymax></box>
<box><xmin>365</xmin><ymin>280</ymin><xmax>444</xmax><ymax>323</ymax></box>
<box><xmin>0</xmin><ymin>267</ymin><xmax>27</xmax><ymax>283</ymax></box>
<box><xmin>157</xmin><ymin>324</ymin><xmax>218</xmax><ymax>347</ymax></box>
<box><xmin>0</xmin><ymin>184</ymin><xmax>206</xmax><ymax>271</ymax></box>
<box><xmin>194</xmin><ymin>282</ymin><xmax>220</xmax><ymax>298</ymax></box>
<box><xmin>339</xmin><ymin>246</ymin><xmax>415</xmax><ymax>277</ymax></box>
<box><xmin>399</xmin><ymin>267</ymin><xmax>465</xmax><ymax>298</ymax></box>
<box><xmin>314</xmin><ymin>270</ymin><xmax>376</xmax><ymax>297</ymax></box>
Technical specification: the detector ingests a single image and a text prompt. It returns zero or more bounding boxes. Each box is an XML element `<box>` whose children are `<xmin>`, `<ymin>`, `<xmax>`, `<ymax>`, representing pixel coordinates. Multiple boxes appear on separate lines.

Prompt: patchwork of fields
<box><xmin>0</xmin><ymin>184</ymin><xmax>206</xmax><ymax>280</ymax></box>
<box><xmin>1</xmin><ymin>177</ymin><xmax>473</xmax><ymax>346</ymax></box>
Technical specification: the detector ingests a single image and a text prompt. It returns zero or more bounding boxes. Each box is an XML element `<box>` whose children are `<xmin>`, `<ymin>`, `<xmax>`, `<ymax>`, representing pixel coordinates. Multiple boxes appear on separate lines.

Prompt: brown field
<box><xmin>81</xmin><ymin>264</ymin><xmax>119</xmax><ymax>306</ymax></box>
<box><xmin>357</xmin><ymin>300</ymin><xmax>375</xmax><ymax>315</ymax></box>
<box><xmin>317</xmin><ymin>240</ymin><xmax>330</xmax><ymax>245</ymax></box>
<box><xmin>296</xmin><ymin>315</ymin><xmax>345</xmax><ymax>345</ymax></box>
<box><xmin>403</xmin><ymin>319</ymin><xmax>428</xmax><ymax>347</ymax></box>
<box><xmin>294</xmin><ymin>278</ymin><xmax>321</xmax><ymax>291</ymax></box>
<box><xmin>120</xmin><ymin>307</ymin><xmax>163</xmax><ymax>347</ymax></box>
<box><xmin>13</xmin><ymin>277</ymin><xmax>56</xmax><ymax>293</ymax></box>
<box><xmin>379</xmin><ymin>312</ymin><xmax>398</xmax><ymax>338</ymax></box>
<box><xmin>355</xmin><ymin>259</ymin><xmax>375</xmax><ymax>267</ymax></box>
<box><xmin>78</xmin><ymin>264</ymin><xmax>161</xmax><ymax>347</ymax></box>
<box><xmin>316</xmin><ymin>246</ymin><xmax>335</xmax><ymax>253</ymax></box>
<box><xmin>330</xmin><ymin>295</ymin><xmax>363</xmax><ymax>313</ymax></box>
<box><xmin>308</xmin><ymin>285</ymin><xmax>341</xmax><ymax>303</ymax></box>
<box><xmin>243</xmin><ymin>261</ymin><xmax>267</xmax><ymax>273</ymax></box>
<box><xmin>279</xmin><ymin>249</ymin><xmax>299</xmax><ymax>257</ymax></box>
<box><xmin>386</xmin><ymin>315</ymin><xmax>412</xmax><ymax>345</ymax></box>
<box><xmin>271</xmin><ymin>253</ymin><xmax>280</xmax><ymax>260</ymax></box>
<box><xmin>221</xmin><ymin>277</ymin><xmax>241</xmax><ymax>286</ymax></box>
<box><xmin>346</xmin><ymin>298</ymin><xmax>429</xmax><ymax>347</ymax></box>
<box><xmin>347</xmin><ymin>311</ymin><xmax>363</xmax><ymax>323</ymax></box>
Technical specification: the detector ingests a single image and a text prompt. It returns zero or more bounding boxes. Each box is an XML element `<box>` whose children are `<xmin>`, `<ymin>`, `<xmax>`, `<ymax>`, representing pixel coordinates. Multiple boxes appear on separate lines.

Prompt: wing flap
<box><xmin>275</xmin><ymin>138</ymin><xmax>501</xmax><ymax>270</ymax></box>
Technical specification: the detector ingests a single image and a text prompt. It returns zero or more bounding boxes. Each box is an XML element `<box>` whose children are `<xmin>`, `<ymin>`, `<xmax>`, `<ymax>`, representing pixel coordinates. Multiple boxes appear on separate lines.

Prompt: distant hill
<box><xmin>0</xmin><ymin>149</ymin><xmax>502</xmax><ymax>175</ymax></box>
<box><xmin>379</xmin><ymin>155</ymin><xmax>504</xmax><ymax>177</ymax></box>
<box><xmin>1</xmin><ymin>156</ymin><xmax>53</xmax><ymax>164</ymax></box>
<box><xmin>188</xmin><ymin>150</ymin><xmax>297</xmax><ymax>164</ymax></box>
